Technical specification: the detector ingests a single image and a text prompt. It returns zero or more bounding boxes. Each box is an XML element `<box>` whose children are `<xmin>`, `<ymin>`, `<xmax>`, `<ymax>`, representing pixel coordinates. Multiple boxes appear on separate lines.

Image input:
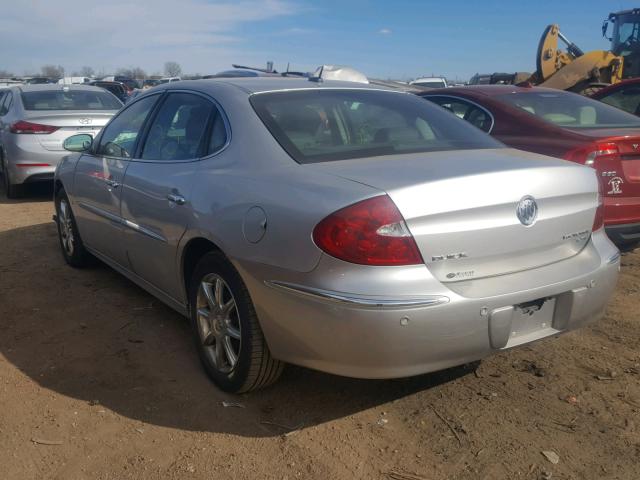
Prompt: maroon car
<box><xmin>591</xmin><ymin>78</ymin><xmax>640</xmax><ymax>116</ymax></box>
<box><xmin>420</xmin><ymin>85</ymin><xmax>640</xmax><ymax>251</ymax></box>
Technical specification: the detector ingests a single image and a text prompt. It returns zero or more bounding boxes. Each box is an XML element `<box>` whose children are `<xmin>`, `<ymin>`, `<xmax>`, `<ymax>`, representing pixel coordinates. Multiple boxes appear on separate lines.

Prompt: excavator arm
<box><xmin>533</xmin><ymin>24</ymin><xmax>624</xmax><ymax>92</ymax></box>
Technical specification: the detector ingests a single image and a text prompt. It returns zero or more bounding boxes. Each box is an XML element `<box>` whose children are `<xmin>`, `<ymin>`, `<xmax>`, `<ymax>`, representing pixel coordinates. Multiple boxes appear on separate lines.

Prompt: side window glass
<box><xmin>428</xmin><ymin>97</ymin><xmax>492</xmax><ymax>133</ymax></box>
<box><xmin>0</xmin><ymin>92</ymin><xmax>13</xmax><ymax>116</ymax></box>
<box><xmin>208</xmin><ymin>109</ymin><xmax>228</xmax><ymax>154</ymax></box>
<box><xmin>97</xmin><ymin>94</ymin><xmax>158</xmax><ymax>158</ymax></box>
<box><xmin>141</xmin><ymin>93</ymin><xmax>214</xmax><ymax>161</ymax></box>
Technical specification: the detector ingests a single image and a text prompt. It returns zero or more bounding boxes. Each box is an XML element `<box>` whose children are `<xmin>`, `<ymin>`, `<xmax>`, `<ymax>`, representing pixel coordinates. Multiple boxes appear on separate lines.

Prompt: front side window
<box><xmin>250</xmin><ymin>89</ymin><xmax>502</xmax><ymax>164</ymax></box>
<box><xmin>97</xmin><ymin>94</ymin><xmax>159</xmax><ymax>158</ymax></box>
<box><xmin>21</xmin><ymin>89</ymin><xmax>122</xmax><ymax>111</ymax></box>
<box><xmin>598</xmin><ymin>85</ymin><xmax>640</xmax><ymax>116</ymax></box>
<box><xmin>141</xmin><ymin>93</ymin><xmax>222</xmax><ymax>161</ymax></box>
<box><xmin>497</xmin><ymin>91</ymin><xmax>640</xmax><ymax>129</ymax></box>
<box><xmin>426</xmin><ymin>96</ymin><xmax>493</xmax><ymax>132</ymax></box>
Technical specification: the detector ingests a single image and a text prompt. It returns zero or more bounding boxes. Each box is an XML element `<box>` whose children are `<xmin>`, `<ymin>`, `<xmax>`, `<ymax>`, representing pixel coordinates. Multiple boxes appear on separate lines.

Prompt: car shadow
<box><xmin>0</xmin><ymin>222</ymin><xmax>476</xmax><ymax>438</ymax></box>
<box><xmin>0</xmin><ymin>179</ymin><xmax>53</xmax><ymax>204</ymax></box>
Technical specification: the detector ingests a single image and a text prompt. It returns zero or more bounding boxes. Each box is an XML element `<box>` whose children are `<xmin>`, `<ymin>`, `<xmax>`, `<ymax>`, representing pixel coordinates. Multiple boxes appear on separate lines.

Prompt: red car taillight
<box><xmin>312</xmin><ymin>195</ymin><xmax>423</xmax><ymax>266</ymax></box>
<box><xmin>564</xmin><ymin>142</ymin><xmax>619</xmax><ymax>166</ymax></box>
<box><xmin>10</xmin><ymin>120</ymin><xmax>59</xmax><ymax>134</ymax></box>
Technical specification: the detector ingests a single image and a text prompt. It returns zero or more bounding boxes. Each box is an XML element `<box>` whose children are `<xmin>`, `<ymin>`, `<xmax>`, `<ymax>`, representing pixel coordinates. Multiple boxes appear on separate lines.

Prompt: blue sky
<box><xmin>0</xmin><ymin>0</ymin><xmax>637</xmax><ymax>80</ymax></box>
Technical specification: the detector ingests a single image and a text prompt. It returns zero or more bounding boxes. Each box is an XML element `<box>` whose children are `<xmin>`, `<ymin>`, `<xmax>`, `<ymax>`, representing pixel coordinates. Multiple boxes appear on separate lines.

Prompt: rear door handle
<box><xmin>167</xmin><ymin>193</ymin><xmax>186</xmax><ymax>205</ymax></box>
<box><xmin>106</xmin><ymin>179</ymin><xmax>120</xmax><ymax>189</ymax></box>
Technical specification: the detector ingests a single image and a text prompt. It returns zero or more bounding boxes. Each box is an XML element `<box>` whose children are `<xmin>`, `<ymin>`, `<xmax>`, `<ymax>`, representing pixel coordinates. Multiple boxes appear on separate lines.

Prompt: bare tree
<box><xmin>130</xmin><ymin>67</ymin><xmax>146</xmax><ymax>79</ymax></box>
<box><xmin>80</xmin><ymin>66</ymin><xmax>95</xmax><ymax>77</ymax></box>
<box><xmin>41</xmin><ymin>65</ymin><xmax>64</xmax><ymax>78</ymax></box>
<box><xmin>0</xmin><ymin>69</ymin><xmax>14</xmax><ymax>78</ymax></box>
<box><xmin>164</xmin><ymin>61</ymin><xmax>182</xmax><ymax>77</ymax></box>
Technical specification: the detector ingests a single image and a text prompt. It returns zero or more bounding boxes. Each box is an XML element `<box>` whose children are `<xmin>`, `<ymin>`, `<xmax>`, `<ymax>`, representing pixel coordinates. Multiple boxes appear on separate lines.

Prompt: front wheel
<box><xmin>189</xmin><ymin>252</ymin><xmax>284</xmax><ymax>393</ymax></box>
<box><xmin>55</xmin><ymin>189</ymin><xmax>94</xmax><ymax>267</ymax></box>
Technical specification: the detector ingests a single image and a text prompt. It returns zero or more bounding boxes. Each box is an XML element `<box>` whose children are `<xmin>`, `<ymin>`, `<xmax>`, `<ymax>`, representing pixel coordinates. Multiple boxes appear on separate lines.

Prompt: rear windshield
<box><xmin>496</xmin><ymin>91</ymin><xmax>640</xmax><ymax>129</ymax></box>
<box><xmin>250</xmin><ymin>89</ymin><xmax>502</xmax><ymax>163</ymax></box>
<box><xmin>21</xmin><ymin>90</ymin><xmax>122</xmax><ymax>111</ymax></box>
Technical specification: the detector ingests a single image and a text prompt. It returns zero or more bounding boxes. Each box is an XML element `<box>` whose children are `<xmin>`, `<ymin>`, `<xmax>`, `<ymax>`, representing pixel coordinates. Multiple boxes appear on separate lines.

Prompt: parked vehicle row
<box><xmin>50</xmin><ymin>77</ymin><xmax>620</xmax><ymax>393</ymax></box>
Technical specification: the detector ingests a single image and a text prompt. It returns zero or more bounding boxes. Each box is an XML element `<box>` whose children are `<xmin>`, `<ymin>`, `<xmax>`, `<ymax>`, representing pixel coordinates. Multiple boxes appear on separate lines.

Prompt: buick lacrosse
<box><xmin>54</xmin><ymin>78</ymin><xmax>620</xmax><ymax>392</ymax></box>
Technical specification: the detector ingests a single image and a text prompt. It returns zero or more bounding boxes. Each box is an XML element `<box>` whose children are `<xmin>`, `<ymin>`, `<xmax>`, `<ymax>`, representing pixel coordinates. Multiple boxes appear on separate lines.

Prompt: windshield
<box><xmin>496</xmin><ymin>91</ymin><xmax>640</xmax><ymax>129</ymax></box>
<box><xmin>21</xmin><ymin>90</ymin><xmax>122</xmax><ymax>110</ymax></box>
<box><xmin>413</xmin><ymin>81</ymin><xmax>446</xmax><ymax>88</ymax></box>
<box><xmin>250</xmin><ymin>89</ymin><xmax>503</xmax><ymax>164</ymax></box>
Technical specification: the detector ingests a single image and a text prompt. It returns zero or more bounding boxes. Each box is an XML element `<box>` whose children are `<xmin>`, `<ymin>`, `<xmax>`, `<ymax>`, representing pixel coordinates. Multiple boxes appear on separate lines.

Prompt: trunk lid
<box><xmin>310</xmin><ymin>148</ymin><xmax>599</xmax><ymax>283</ymax></box>
<box><xmin>22</xmin><ymin>111</ymin><xmax>115</xmax><ymax>151</ymax></box>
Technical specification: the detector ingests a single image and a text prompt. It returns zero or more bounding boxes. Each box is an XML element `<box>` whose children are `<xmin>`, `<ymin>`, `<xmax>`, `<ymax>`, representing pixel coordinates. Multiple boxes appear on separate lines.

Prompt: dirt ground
<box><xmin>0</xmin><ymin>184</ymin><xmax>638</xmax><ymax>480</ymax></box>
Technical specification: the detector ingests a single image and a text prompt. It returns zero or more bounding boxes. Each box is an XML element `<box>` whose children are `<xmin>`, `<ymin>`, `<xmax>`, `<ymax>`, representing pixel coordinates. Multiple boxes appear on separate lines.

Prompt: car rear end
<box><xmin>5</xmin><ymin>85</ymin><xmax>121</xmax><ymax>185</ymax></box>
<box><xmin>487</xmin><ymin>88</ymin><xmax>640</xmax><ymax>251</ymax></box>
<box><xmin>237</xmin><ymin>87</ymin><xmax>620</xmax><ymax>379</ymax></box>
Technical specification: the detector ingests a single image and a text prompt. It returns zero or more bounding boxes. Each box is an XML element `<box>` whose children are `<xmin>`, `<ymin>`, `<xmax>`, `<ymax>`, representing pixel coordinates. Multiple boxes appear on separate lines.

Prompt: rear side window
<box><xmin>0</xmin><ymin>92</ymin><xmax>11</xmax><ymax>115</ymax></box>
<box><xmin>598</xmin><ymin>86</ymin><xmax>640</xmax><ymax>116</ymax></box>
<box><xmin>497</xmin><ymin>91</ymin><xmax>640</xmax><ymax>128</ymax></box>
<box><xmin>141</xmin><ymin>93</ymin><xmax>225</xmax><ymax>161</ymax></box>
<box><xmin>250</xmin><ymin>90</ymin><xmax>502</xmax><ymax>164</ymax></box>
<box><xmin>426</xmin><ymin>96</ymin><xmax>493</xmax><ymax>132</ymax></box>
<box><xmin>21</xmin><ymin>89</ymin><xmax>122</xmax><ymax>111</ymax></box>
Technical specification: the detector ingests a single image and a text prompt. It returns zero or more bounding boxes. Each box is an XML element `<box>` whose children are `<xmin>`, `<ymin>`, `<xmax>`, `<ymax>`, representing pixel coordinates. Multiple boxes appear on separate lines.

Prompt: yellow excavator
<box><xmin>471</xmin><ymin>10</ymin><xmax>640</xmax><ymax>94</ymax></box>
<box><xmin>528</xmin><ymin>23</ymin><xmax>623</xmax><ymax>94</ymax></box>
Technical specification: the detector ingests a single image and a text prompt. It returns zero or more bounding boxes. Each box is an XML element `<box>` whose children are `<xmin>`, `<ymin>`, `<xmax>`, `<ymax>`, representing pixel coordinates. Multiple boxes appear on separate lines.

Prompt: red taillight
<box><xmin>10</xmin><ymin>120</ymin><xmax>59</xmax><ymax>134</ymax></box>
<box><xmin>312</xmin><ymin>195</ymin><xmax>423</xmax><ymax>266</ymax></box>
<box><xmin>564</xmin><ymin>142</ymin><xmax>619</xmax><ymax>166</ymax></box>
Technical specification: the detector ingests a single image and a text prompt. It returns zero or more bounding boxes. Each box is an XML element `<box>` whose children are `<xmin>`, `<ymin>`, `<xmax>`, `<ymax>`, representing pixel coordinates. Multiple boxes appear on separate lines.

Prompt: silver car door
<box><xmin>120</xmin><ymin>91</ymin><xmax>228</xmax><ymax>302</ymax></box>
<box><xmin>72</xmin><ymin>94</ymin><xmax>160</xmax><ymax>266</ymax></box>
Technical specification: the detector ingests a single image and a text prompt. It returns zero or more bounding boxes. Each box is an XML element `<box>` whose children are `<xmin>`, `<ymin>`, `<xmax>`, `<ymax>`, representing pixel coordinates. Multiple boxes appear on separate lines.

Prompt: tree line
<box><xmin>0</xmin><ymin>61</ymin><xmax>183</xmax><ymax>79</ymax></box>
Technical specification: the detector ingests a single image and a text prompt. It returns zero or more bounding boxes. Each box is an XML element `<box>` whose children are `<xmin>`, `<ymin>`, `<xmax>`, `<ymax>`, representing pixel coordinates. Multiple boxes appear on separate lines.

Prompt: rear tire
<box><xmin>189</xmin><ymin>251</ymin><xmax>284</xmax><ymax>393</ymax></box>
<box><xmin>55</xmin><ymin>189</ymin><xmax>94</xmax><ymax>267</ymax></box>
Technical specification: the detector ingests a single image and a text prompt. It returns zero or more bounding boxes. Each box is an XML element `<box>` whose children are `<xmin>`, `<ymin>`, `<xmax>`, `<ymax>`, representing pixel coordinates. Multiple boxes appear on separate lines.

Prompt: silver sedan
<box><xmin>54</xmin><ymin>78</ymin><xmax>620</xmax><ymax>392</ymax></box>
<box><xmin>0</xmin><ymin>84</ymin><xmax>122</xmax><ymax>197</ymax></box>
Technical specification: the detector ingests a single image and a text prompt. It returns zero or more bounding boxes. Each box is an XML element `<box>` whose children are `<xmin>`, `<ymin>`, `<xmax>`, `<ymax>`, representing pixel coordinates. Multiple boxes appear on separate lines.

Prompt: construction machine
<box><xmin>528</xmin><ymin>23</ymin><xmax>623</xmax><ymax>93</ymax></box>
<box><xmin>474</xmin><ymin>11</ymin><xmax>640</xmax><ymax>94</ymax></box>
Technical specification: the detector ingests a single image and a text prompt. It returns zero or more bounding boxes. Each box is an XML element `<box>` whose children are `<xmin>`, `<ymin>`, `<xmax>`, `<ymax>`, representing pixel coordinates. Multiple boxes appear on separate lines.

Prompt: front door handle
<box><xmin>167</xmin><ymin>193</ymin><xmax>186</xmax><ymax>205</ymax></box>
<box><xmin>106</xmin><ymin>179</ymin><xmax>120</xmax><ymax>189</ymax></box>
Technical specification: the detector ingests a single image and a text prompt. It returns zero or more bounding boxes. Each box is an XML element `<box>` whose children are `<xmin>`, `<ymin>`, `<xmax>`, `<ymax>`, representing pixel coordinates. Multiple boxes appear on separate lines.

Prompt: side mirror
<box><xmin>63</xmin><ymin>134</ymin><xmax>93</xmax><ymax>152</ymax></box>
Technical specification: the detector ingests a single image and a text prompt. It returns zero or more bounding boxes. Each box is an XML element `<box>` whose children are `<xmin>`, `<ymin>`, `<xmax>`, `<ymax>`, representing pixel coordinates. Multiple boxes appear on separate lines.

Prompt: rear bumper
<box><xmin>4</xmin><ymin>135</ymin><xmax>66</xmax><ymax>184</ymax></box>
<box><xmin>236</xmin><ymin>231</ymin><xmax>620</xmax><ymax>379</ymax></box>
<box><xmin>605</xmin><ymin>222</ymin><xmax>640</xmax><ymax>251</ymax></box>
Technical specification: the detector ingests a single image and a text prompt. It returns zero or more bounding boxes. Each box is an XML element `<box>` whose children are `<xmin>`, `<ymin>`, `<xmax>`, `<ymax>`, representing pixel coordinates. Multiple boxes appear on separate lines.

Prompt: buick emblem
<box><xmin>516</xmin><ymin>196</ymin><xmax>538</xmax><ymax>226</ymax></box>
<box><xmin>634</xmin><ymin>144</ymin><xmax>639</xmax><ymax>149</ymax></box>
<box><xmin>79</xmin><ymin>118</ymin><xmax>92</xmax><ymax>125</ymax></box>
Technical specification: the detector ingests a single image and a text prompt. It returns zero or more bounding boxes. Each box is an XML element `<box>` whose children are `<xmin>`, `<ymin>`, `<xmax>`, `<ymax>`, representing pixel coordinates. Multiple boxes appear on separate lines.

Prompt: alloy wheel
<box><xmin>58</xmin><ymin>199</ymin><xmax>75</xmax><ymax>257</ymax></box>
<box><xmin>196</xmin><ymin>273</ymin><xmax>241</xmax><ymax>374</ymax></box>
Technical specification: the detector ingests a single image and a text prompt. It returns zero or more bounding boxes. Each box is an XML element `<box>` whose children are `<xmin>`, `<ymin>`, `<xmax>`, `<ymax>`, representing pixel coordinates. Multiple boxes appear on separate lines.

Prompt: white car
<box><xmin>410</xmin><ymin>77</ymin><xmax>448</xmax><ymax>89</ymax></box>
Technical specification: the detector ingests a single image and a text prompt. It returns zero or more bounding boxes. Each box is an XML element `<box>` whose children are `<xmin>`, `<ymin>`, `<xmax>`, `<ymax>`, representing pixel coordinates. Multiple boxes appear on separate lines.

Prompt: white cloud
<box><xmin>0</xmin><ymin>0</ymin><xmax>301</xmax><ymax>74</ymax></box>
<box><xmin>378</xmin><ymin>28</ymin><xmax>392</xmax><ymax>35</ymax></box>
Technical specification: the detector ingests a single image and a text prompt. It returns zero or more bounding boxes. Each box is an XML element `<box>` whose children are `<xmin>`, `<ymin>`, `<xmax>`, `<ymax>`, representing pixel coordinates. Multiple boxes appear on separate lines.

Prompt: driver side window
<box><xmin>97</xmin><ymin>94</ymin><xmax>159</xmax><ymax>158</ymax></box>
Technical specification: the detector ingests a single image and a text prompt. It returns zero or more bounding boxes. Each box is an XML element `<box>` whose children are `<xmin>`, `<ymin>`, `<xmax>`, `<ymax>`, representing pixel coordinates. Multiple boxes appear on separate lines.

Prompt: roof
<box><xmin>422</xmin><ymin>84</ymin><xmax>569</xmax><ymax>97</ymax></box>
<box><xmin>171</xmin><ymin>77</ymin><xmax>397</xmax><ymax>95</ymax></box>
<box><xmin>591</xmin><ymin>77</ymin><xmax>640</xmax><ymax>98</ymax></box>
